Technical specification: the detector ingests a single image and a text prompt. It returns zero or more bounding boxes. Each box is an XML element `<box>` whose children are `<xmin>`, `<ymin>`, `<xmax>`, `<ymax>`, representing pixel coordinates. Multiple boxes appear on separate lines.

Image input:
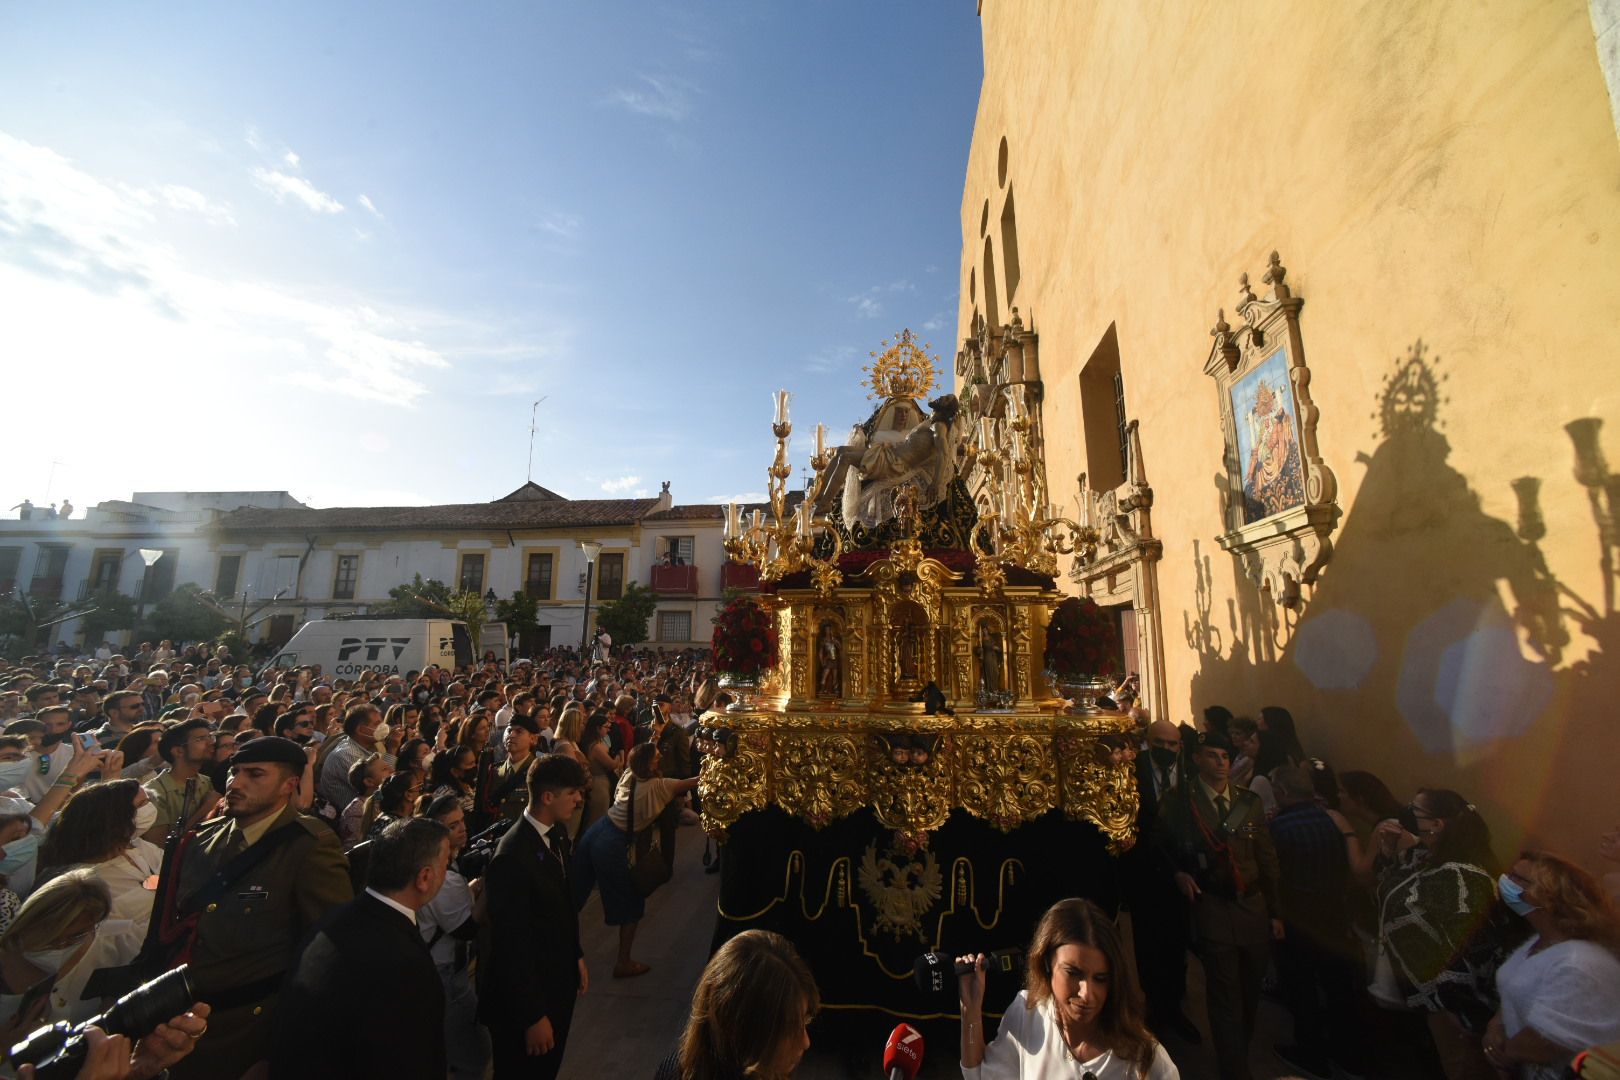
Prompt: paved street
<box><xmin>563</xmin><ymin>827</ymin><xmax>1430</xmax><ymax>1079</ymax></box>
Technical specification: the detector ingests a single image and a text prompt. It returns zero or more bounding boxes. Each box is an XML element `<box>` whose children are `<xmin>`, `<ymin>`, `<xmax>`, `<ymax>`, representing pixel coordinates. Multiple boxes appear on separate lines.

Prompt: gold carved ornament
<box><xmin>771</xmin><ymin>729</ymin><xmax>869</xmax><ymax>830</ymax></box>
<box><xmin>952</xmin><ymin>723</ymin><xmax>1060</xmax><ymax>832</ymax></box>
<box><xmin>868</xmin><ymin>732</ymin><xmax>954</xmax><ymax>833</ymax></box>
<box><xmin>1055</xmin><ymin>714</ymin><xmax>1142</xmax><ymax>854</ymax></box>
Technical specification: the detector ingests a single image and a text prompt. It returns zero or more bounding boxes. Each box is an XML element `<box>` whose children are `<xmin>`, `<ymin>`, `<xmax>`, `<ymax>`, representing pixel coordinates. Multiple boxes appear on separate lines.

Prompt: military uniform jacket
<box><xmin>1154</xmin><ymin>781</ymin><xmax>1281</xmax><ymax>944</ymax></box>
<box><xmin>490</xmin><ymin>756</ymin><xmax>532</xmax><ymax>821</ymax></box>
<box><xmin>175</xmin><ymin>802</ymin><xmax>354</xmax><ymax>999</ymax></box>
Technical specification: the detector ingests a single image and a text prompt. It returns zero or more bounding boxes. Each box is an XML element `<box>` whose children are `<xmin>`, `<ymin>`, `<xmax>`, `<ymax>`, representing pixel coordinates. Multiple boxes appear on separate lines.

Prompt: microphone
<box><xmin>911</xmin><ymin>947</ymin><xmax>1025</xmax><ymax>993</ymax></box>
<box><xmin>883</xmin><ymin>1023</ymin><xmax>924</xmax><ymax>1080</ymax></box>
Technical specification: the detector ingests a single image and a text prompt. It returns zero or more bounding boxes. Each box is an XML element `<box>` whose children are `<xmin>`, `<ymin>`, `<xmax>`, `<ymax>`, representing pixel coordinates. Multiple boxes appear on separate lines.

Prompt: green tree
<box><xmin>373</xmin><ymin>574</ymin><xmax>456</xmax><ymax>618</ymax></box>
<box><xmin>446</xmin><ymin>591</ymin><xmax>489</xmax><ymax>654</ymax></box>
<box><xmin>0</xmin><ymin>594</ymin><xmax>72</xmax><ymax>659</ymax></box>
<box><xmin>78</xmin><ymin>590</ymin><xmax>137</xmax><ymax>647</ymax></box>
<box><xmin>139</xmin><ymin>584</ymin><xmax>230</xmax><ymax>644</ymax></box>
<box><xmin>593</xmin><ymin>581</ymin><xmax>659</xmax><ymax>648</ymax></box>
<box><xmin>495</xmin><ymin>591</ymin><xmax>542</xmax><ymax>657</ymax></box>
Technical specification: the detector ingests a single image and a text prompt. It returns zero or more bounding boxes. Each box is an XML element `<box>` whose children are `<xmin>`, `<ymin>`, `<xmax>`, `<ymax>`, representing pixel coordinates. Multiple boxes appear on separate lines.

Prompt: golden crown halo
<box><xmin>863</xmin><ymin>329</ymin><xmax>938</xmax><ymax>400</ymax></box>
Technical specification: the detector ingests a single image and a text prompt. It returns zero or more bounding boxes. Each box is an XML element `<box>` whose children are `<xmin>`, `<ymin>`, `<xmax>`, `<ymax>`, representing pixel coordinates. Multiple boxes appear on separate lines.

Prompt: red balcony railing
<box><xmin>720</xmin><ymin>562</ymin><xmax>760</xmax><ymax>591</ymax></box>
<box><xmin>650</xmin><ymin>563</ymin><xmax>699</xmax><ymax>595</ymax></box>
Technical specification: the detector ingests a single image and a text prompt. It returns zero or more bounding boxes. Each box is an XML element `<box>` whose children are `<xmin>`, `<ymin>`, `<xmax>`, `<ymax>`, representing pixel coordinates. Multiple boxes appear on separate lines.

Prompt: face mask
<box><xmin>1149</xmin><ymin>747</ymin><xmax>1178</xmax><ymax>769</ymax></box>
<box><xmin>0</xmin><ymin>759</ymin><xmax>30</xmax><ymax>790</ymax></box>
<box><xmin>0</xmin><ymin>832</ymin><xmax>41</xmax><ymax>876</ymax></box>
<box><xmin>132</xmin><ymin>801</ymin><xmax>159</xmax><ymax>834</ymax></box>
<box><xmin>373</xmin><ymin>723</ymin><xmax>392</xmax><ymax>743</ymax></box>
<box><xmin>23</xmin><ymin>941</ymin><xmax>84</xmax><ymax>975</ymax></box>
<box><xmin>1498</xmin><ymin>874</ymin><xmax>1536</xmax><ymax>917</ymax></box>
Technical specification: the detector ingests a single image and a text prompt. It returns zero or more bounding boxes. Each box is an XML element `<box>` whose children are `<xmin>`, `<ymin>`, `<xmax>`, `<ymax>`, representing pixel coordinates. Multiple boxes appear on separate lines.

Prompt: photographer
<box><xmin>418</xmin><ymin>794</ymin><xmax>489</xmax><ymax>1079</ymax></box>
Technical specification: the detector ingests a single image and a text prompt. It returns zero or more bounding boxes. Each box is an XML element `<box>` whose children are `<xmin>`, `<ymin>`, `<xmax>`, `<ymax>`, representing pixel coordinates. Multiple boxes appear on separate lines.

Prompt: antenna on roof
<box><xmin>527</xmin><ymin>397</ymin><xmax>550</xmax><ymax>483</ymax></box>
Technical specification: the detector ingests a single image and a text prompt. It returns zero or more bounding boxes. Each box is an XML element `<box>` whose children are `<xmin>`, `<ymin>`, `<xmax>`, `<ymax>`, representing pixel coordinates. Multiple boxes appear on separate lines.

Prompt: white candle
<box><xmin>751</xmin><ymin>509</ymin><xmax>764</xmax><ymax>534</ymax></box>
<box><xmin>726</xmin><ymin>502</ymin><xmax>740</xmax><ymax>537</ymax></box>
<box><xmin>797</xmin><ymin>501</ymin><xmax>812</xmax><ymax>537</ymax></box>
<box><xmin>1005</xmin><ymin>391</ymin><xmax>1022</xmax><ymax>423</ymax></box>
<box><xmin>815</xmin><ymin>422</ymin><xmax>826</xmax><ymax>457</ymax></box>
<box><xmin>773</xmin><ymin>390</ymin><xmax>790</xmax><ymax>426</ymax></box>
<box><xmin>977</xmin><ymin>416</ymin><xmax>993</xmax><ymax>452</ymax></box>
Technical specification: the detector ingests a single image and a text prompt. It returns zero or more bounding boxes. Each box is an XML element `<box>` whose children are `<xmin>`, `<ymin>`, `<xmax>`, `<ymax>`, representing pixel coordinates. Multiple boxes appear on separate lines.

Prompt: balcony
<box><xmin>650</xmin><ymin>563</ymin><xmax>699</xmax><ymax>596</ymax></box>
<box><xmin>720</xmin><ymin>562</ymin><xmax>760</xmax><ymax>591</ymax></box>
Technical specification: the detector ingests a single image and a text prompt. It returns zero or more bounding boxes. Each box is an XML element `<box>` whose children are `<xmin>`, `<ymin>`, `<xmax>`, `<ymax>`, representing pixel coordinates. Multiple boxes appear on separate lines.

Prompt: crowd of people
<box><xmin>0</xmin><ymin>638</ymin><xmax>1616</xmax><ymax>1079</ymax></box>
<box><xmin>0</xmin><ymin>636</ymin><xmax>711</xmax><ymax>1079</ymax></box>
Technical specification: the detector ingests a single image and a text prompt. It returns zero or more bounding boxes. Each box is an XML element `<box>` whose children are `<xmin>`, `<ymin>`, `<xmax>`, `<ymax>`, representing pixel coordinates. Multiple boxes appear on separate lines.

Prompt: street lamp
<box><xmin>578</xmin><ymin>541</ymin><xmax>602</xmax><ymax>653</ymax></box>
<box><xmin>135</xmin><ymin>548</ymin><xmax>164</xmax><ymax>627</ymax></box>
<box><xmin>483</xmin><ymin>587</ymin><xmax>497</xmax><ymax>616</ymax></box>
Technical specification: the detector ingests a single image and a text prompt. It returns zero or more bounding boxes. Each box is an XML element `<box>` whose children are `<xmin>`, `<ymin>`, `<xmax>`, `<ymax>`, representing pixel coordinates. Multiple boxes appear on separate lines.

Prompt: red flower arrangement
<box><xmin>712</xmin><ymin>596</ymin><xmax>779</xmax><ymax>678</ymax></box>
<box><xmin>1042</xmin><ymin>596</ymin><xmax>1122</xmax><ymax>679</ymax></box>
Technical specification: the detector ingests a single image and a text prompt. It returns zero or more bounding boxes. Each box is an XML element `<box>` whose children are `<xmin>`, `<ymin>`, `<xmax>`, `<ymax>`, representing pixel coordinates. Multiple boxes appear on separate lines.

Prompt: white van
<box><xmin>262</xmin><ymin>619</ymin><xmax>472</xmax><ymax>679</ymax></box>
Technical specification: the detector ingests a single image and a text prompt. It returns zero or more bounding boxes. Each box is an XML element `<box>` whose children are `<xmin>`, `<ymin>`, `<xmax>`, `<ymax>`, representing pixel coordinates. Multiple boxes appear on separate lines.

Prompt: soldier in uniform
<box><xmin>488</xmin><ymin>714</ymin><xmax>540</xmax><ymax>821</ymax></box>
<box><xmin>153</xmin><ymin>735</ymin><xmax>353</xmax><ymax>1080</ymax></box>
<box><xmin>1154</xmin><ymin>727</ymin><xmax>1282</xmax><ymax>1080</ymax></box>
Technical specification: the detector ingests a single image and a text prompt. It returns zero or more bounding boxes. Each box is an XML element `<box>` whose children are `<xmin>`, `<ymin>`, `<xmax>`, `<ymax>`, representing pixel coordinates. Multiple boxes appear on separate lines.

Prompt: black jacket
<box><xmin>270</xmin><ymin>892</ymin><xmax>445</xmax><ymax>1080</ymax></box>
<box><xmin>477</xmin><ymin>816</ymin><xmax>582</xmax><ymax>1030</ymax></box>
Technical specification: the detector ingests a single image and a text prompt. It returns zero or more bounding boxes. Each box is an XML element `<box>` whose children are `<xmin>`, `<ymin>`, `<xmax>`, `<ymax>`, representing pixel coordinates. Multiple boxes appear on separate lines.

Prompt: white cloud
<box><xmin>600</xmin><ymin>475</ymin><xmax>643</xmax><ymax>495</ymax></box>
<box><xmin>244</xmin><ymin>125</ymin><xmax>265</xmax><ymax>152</ymax></box>
<box><xmin>358</xmin><ymin>193</ymin><xmax>383</xmax><ymax>218</ymax></box>
<box><xmin>250</xmin><ymin>167</ymin><xmax>344</xmax><ymax>214</ymax></box>
<box><xmin>536</xmin><ymin>211</ymin><xmax>581</xmax><ymax>238</ymax></box>
<box><xmin>805</xmin><ymin>344</ymin><xmax>856</xmax><ymax>374</ymax></box>
<box><xmin>845</xmin><ymin>278</ymin><xmax>914</xmax><ymax>319</ymax></box>
<box><xmin>283</xmin><ymin>150</ymin><xmax>301</xmax><ymax>169</ymax></box>
<box><xmin>708</xmin><ymin>491</ymin><xmax>768</xmax><ymax>505</ymax></box>
<box><xmin>921</xmin><ymin>312</ymin><xmax>946</xmax><ymax>332</ymax></box>
<box><xmin>607</xmin><ymin>74</ymin><xmax>695</xmax><ymax>122</ymax></box>
<box><xmin>155</xmin><ymin>184</ymin><xmax>237</xmax><ymax>227</ymax></box>
<box><xmin>0</xmin><ymin>129</ymin><xmax>464</xmax><ymax>407</ymax></box>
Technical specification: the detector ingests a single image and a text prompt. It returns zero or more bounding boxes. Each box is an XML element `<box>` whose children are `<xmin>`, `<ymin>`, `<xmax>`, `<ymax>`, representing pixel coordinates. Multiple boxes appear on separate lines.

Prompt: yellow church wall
<box><xmin>958</xmin><ymin>0</ymin><xmax>1620</xmax><ymax>865</ymax></box>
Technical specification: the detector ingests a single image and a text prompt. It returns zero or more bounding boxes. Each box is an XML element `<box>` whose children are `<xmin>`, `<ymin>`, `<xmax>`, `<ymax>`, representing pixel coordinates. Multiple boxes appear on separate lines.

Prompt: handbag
<box><xmin>626</xmin><ymin>776</ymin><xmax>672</xmax><ymax>897</ymax></box>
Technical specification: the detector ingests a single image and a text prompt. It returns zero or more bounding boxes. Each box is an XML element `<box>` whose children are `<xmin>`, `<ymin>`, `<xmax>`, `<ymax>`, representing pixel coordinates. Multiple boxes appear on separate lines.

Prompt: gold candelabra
<box><xmin>723</xmin><ymin>390</ymin><xmax>845</xmax><ymax>596</ymax></box>
<box><xmin>964</xmin><ymin>392</ymin><xmax>1097</xmax><ymax>591</ymax></box>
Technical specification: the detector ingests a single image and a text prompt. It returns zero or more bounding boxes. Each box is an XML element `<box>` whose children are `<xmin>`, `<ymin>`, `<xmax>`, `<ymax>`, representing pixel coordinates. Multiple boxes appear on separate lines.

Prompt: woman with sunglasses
<box><xmin>1372</xmin><ymin>788</ymin><xmax>1523</xmax><ymax>1079</ymax></box>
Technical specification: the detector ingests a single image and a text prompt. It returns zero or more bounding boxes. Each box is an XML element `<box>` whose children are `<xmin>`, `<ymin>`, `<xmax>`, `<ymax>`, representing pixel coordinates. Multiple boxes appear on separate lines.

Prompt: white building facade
<box><xmin>0</xmin><ymin>483</ymin><xmax>752</xmax><ymax>653</ymax></box>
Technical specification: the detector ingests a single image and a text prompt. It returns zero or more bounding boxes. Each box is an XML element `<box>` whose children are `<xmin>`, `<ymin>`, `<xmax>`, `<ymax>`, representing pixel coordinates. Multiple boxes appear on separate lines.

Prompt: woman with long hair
<box><xmin>1483</xmin><ymin>850</ymin><xmax>1620</xmax><ymax>1077</ymax></box>
<box><xmin>0</xmin><ymin>869</ymin><xmax>111</xmax><ymax>1030</ymax></box>
<box><xmin>958</xmin><ymin>897</ymin><xmax>1175</xmax><ymax>1078</ymax></box>
<box><xmin>573</xmin><ymin>743</ymin><xmax>699</xmax><ymax>979</ymax></box>
<box><xmin>362</xmin><ymin>768</ymin><xmax>422</xmax><ymax>840</ymax></box>
<box><xmin>1373</xmin><ymin>788</ymin><xmax>1522</xmax><ymax>1079</ymax></box>
<box><xmin>551</xmin><ymin>703</ymin><xmax>590</xmax><ymax>837</ymax></box>
<box><xmin>578</xmin><ymin>711</ymin><xmax>621</xmax><ymax>837</ymax></box>
<box><xmin>656</xmin><ymin>929</ymin><xmax>818</xmax><ymax>1080</ymax></box>
<box><xmin>429</xmin><ymin>744</ymin><xmax>478</xmax><ymax>815</ymax></box>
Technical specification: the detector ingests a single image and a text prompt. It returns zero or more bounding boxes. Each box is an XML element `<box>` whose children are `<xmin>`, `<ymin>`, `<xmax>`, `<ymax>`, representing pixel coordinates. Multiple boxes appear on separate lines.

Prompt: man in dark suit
<box><xmin>270</xmin><ymin>817</ymin><xmax>452</xmax><ymax>1079</ymax></box>
<box><xmin>478</xmin><ymin>752</ymin><xmax>590</xmax><ymax>1080</ymax></box>
<box><xmin>1126</xmin><ymin>718</ymin><xmax>1200</xmax><ymax>1043</ymax></box>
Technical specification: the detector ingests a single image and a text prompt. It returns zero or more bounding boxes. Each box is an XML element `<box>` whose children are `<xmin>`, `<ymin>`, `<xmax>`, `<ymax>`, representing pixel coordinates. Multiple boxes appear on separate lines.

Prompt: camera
<box><xmin>8</xmin><ymin>966</ymin><xmax>194</xmax><ymax>1080</ymax></box>
<box><xmin>456</xmin><ymin>817</ymin><xmax>516</xmax><ymax>879</ymax></box>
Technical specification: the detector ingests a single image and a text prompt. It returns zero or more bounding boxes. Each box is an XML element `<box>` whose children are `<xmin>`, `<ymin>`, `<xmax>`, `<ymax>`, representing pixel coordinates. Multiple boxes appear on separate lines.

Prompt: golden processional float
<box><xmin>697</xmin><ymin>330</ymin><xmax>1140</xmax><ymax>1021</ymax></box>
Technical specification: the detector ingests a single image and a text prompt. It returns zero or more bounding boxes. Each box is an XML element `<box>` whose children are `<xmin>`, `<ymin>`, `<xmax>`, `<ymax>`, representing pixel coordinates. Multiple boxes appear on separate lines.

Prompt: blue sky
<box><xmin>0</xmin><ymin>3</ymin><xmax>981</xmax><ymax>513</ymax></box>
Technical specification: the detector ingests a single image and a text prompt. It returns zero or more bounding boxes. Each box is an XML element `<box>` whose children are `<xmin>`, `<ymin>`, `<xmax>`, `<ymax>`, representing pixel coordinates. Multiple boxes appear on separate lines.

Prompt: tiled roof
<box><xmin>642</xmin><ymin>504</ymin><xmax>725</xmax><ymax>522</ymax></box>
<box><xmin>215</xmin><ymin>498</ymin><xmax>660</xmax><ymax>533</ymax></box>
<box><xmin>493</xmin><ymin>482</ymin><xmax>566</xmax><ymax>502</ymax></box>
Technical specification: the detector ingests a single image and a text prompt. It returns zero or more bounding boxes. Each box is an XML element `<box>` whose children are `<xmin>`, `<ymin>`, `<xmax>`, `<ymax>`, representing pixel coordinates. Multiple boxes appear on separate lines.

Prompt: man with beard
<box><xmin>142</xmin><ymin>718</ymin><xmax>222</xmax><ymax>843</ymax></box>
<box><xmin>154</xmin><ymin>736</ymin><xmax>353</xmax><ymax>1080</ymax></box>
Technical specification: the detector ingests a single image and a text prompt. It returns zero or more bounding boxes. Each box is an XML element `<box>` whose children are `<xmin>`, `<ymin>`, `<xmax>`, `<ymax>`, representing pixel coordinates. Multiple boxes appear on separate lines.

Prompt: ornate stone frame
<box><xmin>1205</xmin><ymin>251</ymin><xmax>1339</xmax><ymax>608</ymax></box>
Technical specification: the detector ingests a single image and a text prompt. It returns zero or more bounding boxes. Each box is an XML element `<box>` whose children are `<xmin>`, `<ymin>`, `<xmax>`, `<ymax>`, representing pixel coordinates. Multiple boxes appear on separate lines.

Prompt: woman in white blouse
<box><xmin>1483</xmin><ymin>850</ymin><xmax>1620</xmax><ymax>1078</ymax></box>
<box><xmin>958</xmin><ymin>898</ymin><xmax>1177</xmax><ymax>1080</ymax></box>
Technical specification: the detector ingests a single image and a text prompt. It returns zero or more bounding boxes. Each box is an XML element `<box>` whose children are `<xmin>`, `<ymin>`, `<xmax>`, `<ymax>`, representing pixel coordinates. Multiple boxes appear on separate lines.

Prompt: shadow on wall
<box><xmin>1185</xmin><ymin>340</ymin><xmax>1619</xmax><ymax>865</ymax></box>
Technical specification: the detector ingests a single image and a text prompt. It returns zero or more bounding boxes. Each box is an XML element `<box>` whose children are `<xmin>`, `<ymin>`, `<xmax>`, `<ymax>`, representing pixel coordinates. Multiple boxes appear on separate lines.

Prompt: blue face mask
<box><xmin>0</xmin><ymin>759</ymin><xmax>30</xmax><ymax>791</ymax></box>
<box><xmin>0</xmin><ymin>831</ymin><xmax>40</xmax><ymax>877</ymax></box>
<box><xmin>1498</xmin><ymin>874</ymin><xmax>1537</xmax><ymax>917</ymax></box>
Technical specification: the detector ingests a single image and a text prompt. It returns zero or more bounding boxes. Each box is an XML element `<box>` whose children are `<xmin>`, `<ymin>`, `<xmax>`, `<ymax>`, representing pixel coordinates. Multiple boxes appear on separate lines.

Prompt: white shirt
<box><xmin>22</xmin><ymin>745</ymin><xmax>73</xmax><ymax>802</ymax></box>
<box><xmin>418</xmin><ymin>867</ymin><xmax>473</xmax><ymax>967</ymax></box>
<box><xmin>963</xmin><ymin>991</ymin><xmax>1179</xmax><ymax>1080</ymax></box>
<box><xmin>364</xmin><ymin>886</ymin><xmax>418</xmax><ymax>926</ymax></box>
<box><xmin>1497</xmin><ymin>937</ymin><xmax>1620</xmax><ymax>1067</ymax></box>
